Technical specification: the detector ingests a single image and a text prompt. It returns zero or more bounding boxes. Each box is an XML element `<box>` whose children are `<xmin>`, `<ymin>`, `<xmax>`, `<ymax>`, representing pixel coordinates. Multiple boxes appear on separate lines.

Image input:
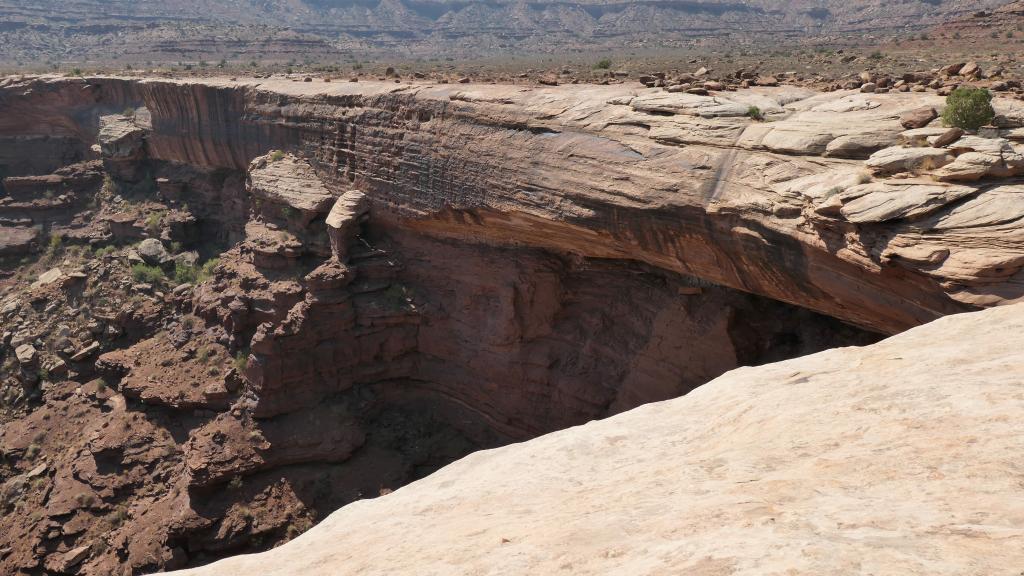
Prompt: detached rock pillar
<box><xmin>97</xmin><ymin>114</ymin><xmax>147</xmax><ymax>182</ymax></box>
<box><xmin>325</xmin><ymin>190</ymin><xmax>368</xmax><ymax>262</ymax></box>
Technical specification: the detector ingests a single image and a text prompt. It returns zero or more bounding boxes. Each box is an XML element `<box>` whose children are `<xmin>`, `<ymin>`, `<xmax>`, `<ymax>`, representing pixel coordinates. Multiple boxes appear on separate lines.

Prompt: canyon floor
<box><xmin>1</xmin><ymin>73</ymin><xmax>1023</xmax><ymax>574</ymax></box>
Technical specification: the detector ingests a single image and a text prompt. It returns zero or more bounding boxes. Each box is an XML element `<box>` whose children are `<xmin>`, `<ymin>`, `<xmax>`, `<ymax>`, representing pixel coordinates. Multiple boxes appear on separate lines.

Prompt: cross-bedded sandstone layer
<box><xmin>5</xmin><ymin>75</ymin><xmax>1024</xmax><ymax>331</ymax></box>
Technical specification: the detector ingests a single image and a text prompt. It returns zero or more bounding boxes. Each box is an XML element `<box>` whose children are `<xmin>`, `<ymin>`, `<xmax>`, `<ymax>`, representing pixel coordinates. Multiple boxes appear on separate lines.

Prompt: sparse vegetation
<box><xmin>24</xmin><ymin>443</ymin><xmax>41</xmax><ymax>460</ymax></box>
<box><xmin>942</xmin><ymin>87</ymin><xmax>995</xmax><ymax>131</ymax></box>
<box><xmin>269</xmin><ymin>150</ymin><xmax>285</xmax><ymax>162</ymax></box>
<box><xmin>45</xmin><ymin>233</ymin><xmax>62</xmax><ymax>259</ymax></box>
<box><xmin>174</xmin><ymin>261</ymin><xmax>199</xmax><ymax>284</ymax></box>
<box><xmin>228</xmin><ymin>475</ymin><xmax>244</xmax><ymax>491</ymax></box>
<box><xmin>746</xmin><ymin>106</ymin><xmax>764</xmax><ymax>121</ymax></box>
<box><xmin>145</xmin><ymin>211</ymin><xmax>165</xmax><ymax>234</ymax></box>
<box><xmin>594</xmin><ymin>58</ymin><xmax>612</xmax><ymax>70</ymax></box>
<box><xmin>173</xmin><ymin>257</ymin><xmax>219</xmax><ymax>285</ymax></box>
<box><xmin>93</xmin><ymin>245</ymin><xmax>117</xmax><ymax>258</ymax></box>
<box><xmin>130</xmin><ymin>263</ymin><xmax>165</xmax><ymax>284</ymax></box>
<box><xmin>196</xmin><ymin>345</ymin><xmax>216</xmax><ymax>364</ymax></box>
<box><xmin>234</xmin><ymin>350</ymin><xmax>250</xmax><ymax>372</ymax></box>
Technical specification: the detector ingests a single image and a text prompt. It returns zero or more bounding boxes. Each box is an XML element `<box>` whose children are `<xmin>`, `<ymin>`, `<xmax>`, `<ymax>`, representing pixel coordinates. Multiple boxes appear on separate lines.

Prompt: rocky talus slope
<box><xmin>167</xmin><ymin>302</ymin><xmax>1024</xmax><ymax>576</ymax></box>
<box><xmin>1</xmin><ymin>74</ymin><xmax>1024</xmax><ymax>573</ymax></box>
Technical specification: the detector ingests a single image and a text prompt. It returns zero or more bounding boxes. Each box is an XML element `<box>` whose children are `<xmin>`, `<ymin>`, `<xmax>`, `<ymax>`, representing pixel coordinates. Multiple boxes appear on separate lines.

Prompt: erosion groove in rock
<box><xmin>2</xmin><ymin>74</ymin><xmax>1024</xmax><ymax>574</ymax></box>
<box><xmin>166</xmin><ymin>303</ymin><xmax>1024</xmax><ymax>576</ymax></box>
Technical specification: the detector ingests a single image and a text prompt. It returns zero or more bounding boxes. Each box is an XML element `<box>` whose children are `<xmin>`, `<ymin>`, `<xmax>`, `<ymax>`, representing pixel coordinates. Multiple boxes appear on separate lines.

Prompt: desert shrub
<box><xmin>594</xmin><ymin>58</ymin><xmax>612</xmax><ymax>70</ymax></box>
<box><xmin>280</xmin><ymin>205</ymin><xmax>296</xmax><ymax>219</ymax></box>
<box><xmin>269</xmin><ymin>150</ymin><xmax>285</xmax><ymax>162</ymax></box>
<box><xmin>234</xmin><ymin>350</ymin><xmax>250</xmax><ymax>372</ymax></box>
<box><xmin>942</xmin><ymin>87</ymin><xmax>995</xmax><ymax>130</ymax></box>
<box><xmin>746</xmin><ymin>106</ymin><xmax>764</xmax><ymax>121</ymax></box>
<box><xmin>174</xmin><ymin>257</ymin><xmax>218</xmax><ymax>285</ymax></box>
<box><xmin>24</xmin><ymin>443</ymin><xmax>41</xmax><ymax>460</ymax></box>
<box><xmin>130</xmin><ymin>263</ymin><xmax>165</xmax><ymax>284</ymax></box>
<box><xmin>145</xmin><ymin>211</ymin><xmax>165</xmax><ymax>234</ymax></box>
<box><xmin>46</xmin><ymin>233</ymin><xmax>62</xmax><ymax>258</ymax></box>
<box><xmin>196</xmin><ymin>345</ymin><xmax>215</xmax><ymax>364</ymax></box>
<box><xmin>228</xmin><ymin>476</ymin><xmax>243</xmax><ymax>491</ymax></box>
<box><xmin>198</xmin><ymin>258</ymin><xmax>220</xmax><ymax>282</ymax></box>
<box><xmin>174</xmin><ymin>262</ymin><xmax>198</xmax><ymax>284</ymax></box>
<box><xmin>93</xmin><ymin>245</ymin><xmax>116</xmax><ymax>258</ymax></box>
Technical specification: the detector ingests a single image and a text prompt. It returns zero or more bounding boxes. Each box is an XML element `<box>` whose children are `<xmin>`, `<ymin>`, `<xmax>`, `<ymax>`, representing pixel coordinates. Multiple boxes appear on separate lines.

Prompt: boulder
<box><xmin>32</xmin><ymin>268</ymin><xmax>64</xmax><ymax>288</ymax></box>
<box><xmin>14</xmin><ymin>344</ymin><xmax>36</xmax><ymax>366</ymax></box>
<box><xmin>899</xmin><ymin>106</ymin><xmax>937</xmax><ymax>129</ymax></box>
<box><xmin>933</xmin><ymin>127</ymin><xmax>965</xmax><ymax>148</ymax></box>
<box><xmin>70</xmin><ymin>341</ymin><xmax>101</xmax><ymax>362</ymax></box>
<box><xmin>137</xmin><ymin>238</ymin><xmax>170</xmax><ymax>265</ymax></box>
<box><xmin>958</xmin><ymin>61</ymin><xmax>981</xmax><ymax>78</ymax></box>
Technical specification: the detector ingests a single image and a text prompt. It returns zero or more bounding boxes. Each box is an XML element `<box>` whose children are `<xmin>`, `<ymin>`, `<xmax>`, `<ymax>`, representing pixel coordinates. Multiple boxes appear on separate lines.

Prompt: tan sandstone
<box><xmin>169</xmin><ymin>303</ymin><xmax>1024</xmax><ymax>576</ymax></box>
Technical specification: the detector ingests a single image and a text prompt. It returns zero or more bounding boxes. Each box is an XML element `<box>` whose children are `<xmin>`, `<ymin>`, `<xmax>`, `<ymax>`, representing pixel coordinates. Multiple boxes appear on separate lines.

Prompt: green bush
<box><xmin>130</xmin><ymin>263</ymin><xmax>165</xmax><ymax>284</ymax></box>
<box><xmin>269</xmin><ymin>150</ymin><xmax>285</xmax><ymax>162</ymax></box>
<box><xmin>746</xmin><ymin>106</ymin><xmax>764</xmax><ymax>121</ymax></box>
<box><xmin>174</xmin><ymin>257</ymin><xmax>219</xmax><ymax>285</ymax></box>
<box><xmin>942</xmin><ymin>87</ymin><xmax>995</xmax><ymax>130</ymax></box>
<box><xmin>594</xmin><ymin>58</ymin><xmax>612</xmax><ymax>70</ymax></box>
<box><xmin>174</xmin><ymin>262</ymin><xmax>198</xmax><ymax>284</ymax></box>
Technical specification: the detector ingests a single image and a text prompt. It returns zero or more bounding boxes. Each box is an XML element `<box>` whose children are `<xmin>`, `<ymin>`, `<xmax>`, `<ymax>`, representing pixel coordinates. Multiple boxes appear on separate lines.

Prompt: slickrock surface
<box><xmin>170</xmin><ymin>303</ymin><xmax>1024</xmax><ymax>576</ymax></box>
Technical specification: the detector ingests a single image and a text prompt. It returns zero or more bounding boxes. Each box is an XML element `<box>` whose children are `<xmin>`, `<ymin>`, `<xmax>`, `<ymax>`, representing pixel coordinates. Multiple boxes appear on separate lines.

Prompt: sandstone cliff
<box><xmin>5</xmin><ymin>76</ymin><xmax>1024</xmax><ymax>334</ymax></box>
<box><xmin>168</xmin><ymin>303</ymin><xmax>1024</xmax><ymax>576</ymax></box>
<box><xmin>3</xmin><ymin>75</ymin><xmax>1024</xmax><ymax>573</ymax></box>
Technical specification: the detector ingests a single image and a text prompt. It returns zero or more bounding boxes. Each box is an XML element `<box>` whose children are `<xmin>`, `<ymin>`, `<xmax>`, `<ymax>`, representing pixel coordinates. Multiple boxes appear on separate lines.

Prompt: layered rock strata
<box><xmin>3</xmin><ymin>74</ymin><xmax>1024</xmax><ymax>573</ymax></box>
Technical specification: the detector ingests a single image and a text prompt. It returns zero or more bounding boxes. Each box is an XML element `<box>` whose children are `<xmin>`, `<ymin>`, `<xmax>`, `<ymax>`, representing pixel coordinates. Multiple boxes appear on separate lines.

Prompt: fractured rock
<box><xmin>14</xmin><ymin>344</ymin><xmax>37</xmax><ymax>366</ymax></box>
<box><xmin>325</xmin><ymin>190</ymin><xmax>368</xmax><ymax>261</ymax></box>
<box><xmin>865</xmin><ymin>146</ymin><xmax>954</xmax><ymax>175</ymax></box>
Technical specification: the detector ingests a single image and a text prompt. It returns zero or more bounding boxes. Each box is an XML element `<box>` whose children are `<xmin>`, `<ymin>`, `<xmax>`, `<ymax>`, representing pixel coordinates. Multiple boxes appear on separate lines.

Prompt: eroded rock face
<box><xmin>168</xmin><ymin>303</ymin><xmax>1024</xmax><ymax>576</ymax></box>
<box><xmin>3</xmin><ymin>75</ymin><xmax>1024</xmax><ymax>574</ymax></box>
<box><xmin>6</xmin><ymin>76</ymin><xmax>1024</xmax><ymax>332</ymax></box>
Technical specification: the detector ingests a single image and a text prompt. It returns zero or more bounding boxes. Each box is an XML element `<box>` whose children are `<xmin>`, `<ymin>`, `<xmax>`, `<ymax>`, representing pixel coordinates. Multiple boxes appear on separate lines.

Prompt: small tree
<box><xmin>942</xmin><ymin>87</ymin><xmax>995</xmax><ymax>130</ymax></box>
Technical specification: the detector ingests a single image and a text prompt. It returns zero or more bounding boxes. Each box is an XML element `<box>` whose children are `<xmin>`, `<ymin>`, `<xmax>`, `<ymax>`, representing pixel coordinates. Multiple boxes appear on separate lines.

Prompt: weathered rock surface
<box><xmin>170</xmin><ymin>303</ymin><xmax>1024</xmax><ymax>576</ymax></box>
<box><xmin>6</xmin><ymin>75</ymin><xmax>1024</xmax><ymax>574</ymax></box>
<box><xmin>4</xmin><ymin>77</ymin><xmax>1024</xmax><ymax>331</ymax></box>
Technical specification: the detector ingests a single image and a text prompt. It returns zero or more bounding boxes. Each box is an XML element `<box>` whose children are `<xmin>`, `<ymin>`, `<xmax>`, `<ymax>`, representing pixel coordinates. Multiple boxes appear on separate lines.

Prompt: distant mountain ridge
<box><xmin>0</xmin><ymin>0</ymin><xmax>1014</xmax><ymax>63</ymax></box>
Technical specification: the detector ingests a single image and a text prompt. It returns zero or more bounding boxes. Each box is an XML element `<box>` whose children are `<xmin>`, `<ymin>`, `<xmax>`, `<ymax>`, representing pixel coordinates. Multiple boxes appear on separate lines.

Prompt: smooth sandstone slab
<box><xmin>168</xmin><ymin>303</ymin><xmax>1024</xmax><ymax>576</ymax></box>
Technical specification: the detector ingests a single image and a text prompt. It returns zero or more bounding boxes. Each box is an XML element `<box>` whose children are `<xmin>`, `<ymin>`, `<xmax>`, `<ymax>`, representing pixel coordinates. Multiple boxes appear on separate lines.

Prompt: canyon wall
<box><xmin>169</xmin><ymin>301</ymin><xmax>1024</xmax><ymax>576</ymax></box>
<box><xmin>3</xmin><ymin>74</ymin><xmax>1024</xmax><ymax>573</ymax></box>
<box><xmin>8</xmin><ymin>75</ymin><xmax>1021</xmax><ymax>332</ymax></box>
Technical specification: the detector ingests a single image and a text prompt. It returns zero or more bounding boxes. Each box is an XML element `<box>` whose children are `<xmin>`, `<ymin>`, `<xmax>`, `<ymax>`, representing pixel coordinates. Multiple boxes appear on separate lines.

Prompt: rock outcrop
<box><xmin>5</xmin><ymin>74</ymin><xmax>1024</xmax><ymax>573</ymax></box>
<box><xmin>169</xmin><ymin>303</ymin><xmax>1024</xmax><ymax>576</ymax></box>
<box><xmin>5</xmin><ymin>76</ymin><xmax>1024</xmax><ymax>333</ymax></box>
